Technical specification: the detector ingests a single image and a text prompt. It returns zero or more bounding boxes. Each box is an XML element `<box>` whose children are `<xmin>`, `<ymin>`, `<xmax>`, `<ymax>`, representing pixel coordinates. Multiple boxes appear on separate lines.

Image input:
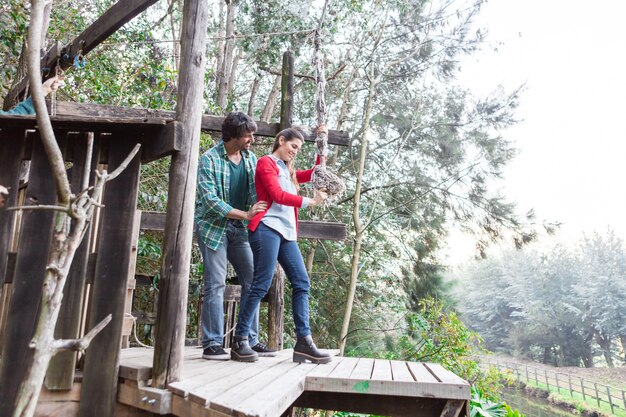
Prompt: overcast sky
<box><xmin>445</xmin><ymin>0</ymin><xmax>626</xmax><ymax>264</ymax></box>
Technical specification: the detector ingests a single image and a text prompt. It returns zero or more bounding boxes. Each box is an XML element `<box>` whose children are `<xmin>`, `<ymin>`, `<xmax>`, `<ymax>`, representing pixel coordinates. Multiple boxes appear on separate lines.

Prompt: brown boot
<box><xmin>293</xmin><ymin>335</ymin><xmax>332</xmax><ymax>364</ymax></box>
<box><xmin>231</xmin><ymin>336</ymin><xmax>258</xmax><ymax>362</ymax></box>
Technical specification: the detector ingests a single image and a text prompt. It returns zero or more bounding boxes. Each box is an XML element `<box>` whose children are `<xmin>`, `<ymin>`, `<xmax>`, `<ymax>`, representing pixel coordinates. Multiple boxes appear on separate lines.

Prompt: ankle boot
<box><xmin>293</xmin><ymin>335</ymin><xmax>331</xmax><ymax>364</ymax></box>
<box><xmin>231</xmin><ymin>336</ymin><xmax>258</xmax><ymax>362</ymax></box>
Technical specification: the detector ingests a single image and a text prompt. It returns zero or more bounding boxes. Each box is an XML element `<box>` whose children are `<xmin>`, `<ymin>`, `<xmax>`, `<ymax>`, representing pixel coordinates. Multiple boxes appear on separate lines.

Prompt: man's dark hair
<box><xmin>222</xmin><ymin>111</ymin><xmax>257</xmax><ymax>142</ymax></box>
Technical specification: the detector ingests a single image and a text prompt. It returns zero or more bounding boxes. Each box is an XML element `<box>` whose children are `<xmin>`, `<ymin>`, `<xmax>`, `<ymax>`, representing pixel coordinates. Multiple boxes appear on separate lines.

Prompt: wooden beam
<box><xmin>140</xmin><ymin>211</ymin><xmax>347</xmax><ymax>240</ymax></box>
<box><xmin>140</xmin><ymin>121</ymin><xmax>183</xmax><ymax>163</ymax></box>
<box><xmin>440</xmin><ymin>399</ymin><xmax>467</xmax><ymax>417</ymax></box>
<box><xmin>0</xmin><ymin>113</ymin><xmax>167</xmax><ymax>132</ymax></box>
<box><xmin>6</xmin><ymin>0</ymin><xmax>159</xmax><ymax>103</ymax></box>
<box><xmin>51</xmin><ymin>101</ymin><xmax>351</xmax><ymax>145</ymax></box>
<box><xmin>299</xmin><ymin>220</ymin><xmax>347</xmax><ymax>240</ymax></box>
<box><xmin>294</xmin><ymin>392</ymin><xmax>450</xmax><ymax>417</ymax></box>
<box><xmin>117</xmin><ymin>383</ymin><xmax>172</xmax><ymax>415</ymax></box>
<box><xmin>151</xmin><ymin>0</ymin><xmax>209</xmax><ymax>390</ymax></box>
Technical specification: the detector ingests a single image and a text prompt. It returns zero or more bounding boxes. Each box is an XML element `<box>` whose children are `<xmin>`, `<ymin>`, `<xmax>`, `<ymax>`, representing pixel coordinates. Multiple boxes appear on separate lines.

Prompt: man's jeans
<box><xmin>197</xmin><ymin>221</ymin><xmax>259</xmax><ymax>348</ymax></box>
<box><xmin>236</xmin><ymin>222</ymin><xmax>311</xmax><ymax>340</ymax></box>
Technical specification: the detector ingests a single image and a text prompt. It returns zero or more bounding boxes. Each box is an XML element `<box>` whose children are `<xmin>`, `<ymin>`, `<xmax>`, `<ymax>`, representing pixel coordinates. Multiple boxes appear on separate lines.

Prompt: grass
<box><xmin>522</xmin><ymin>379</ymin><xmax>626</xmax><ymax>417</ymax></box>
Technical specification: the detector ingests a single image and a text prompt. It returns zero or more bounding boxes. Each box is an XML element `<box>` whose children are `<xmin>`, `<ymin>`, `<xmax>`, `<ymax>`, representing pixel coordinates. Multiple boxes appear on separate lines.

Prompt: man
<box><xmin>195</xmin><ymin>111</ymin><xmax>277</xmax><ymax>360</ymax></box>
<box><xmin>0</xmin><ymin>76</ymin><xmax>64</xmax><ymax>115</ymax></box>
<box><xmin>1</xmin><ymin>76</ymin><xmax>65</xmax><ymax>206</ymax></box>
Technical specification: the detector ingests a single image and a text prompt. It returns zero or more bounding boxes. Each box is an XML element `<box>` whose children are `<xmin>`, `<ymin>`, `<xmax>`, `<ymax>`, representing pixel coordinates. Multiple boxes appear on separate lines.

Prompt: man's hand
<box><xmin>246</xmin><ymin>201</ymin><xmax>268</xmax><ymax>220</ymax></box>
<box><xmin>42</xmin><ymin>75</ymin><xmax>65</xmax><ymax>97</ymax></box>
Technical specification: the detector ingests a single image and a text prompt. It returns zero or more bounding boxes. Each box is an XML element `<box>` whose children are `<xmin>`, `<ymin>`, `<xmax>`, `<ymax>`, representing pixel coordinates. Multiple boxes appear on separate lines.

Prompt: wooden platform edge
<box><xmin>118</xmin><ymin>382</ymin><xmax>172</xmax><ymax>415</ymax></box>
<box><xmin>304</xmin><ymin>376</ymin><xmax>470</xmax><ymax>400</ymax></box>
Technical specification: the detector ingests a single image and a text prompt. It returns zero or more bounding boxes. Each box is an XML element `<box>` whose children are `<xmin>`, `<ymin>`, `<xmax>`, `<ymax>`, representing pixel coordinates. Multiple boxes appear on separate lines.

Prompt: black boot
<box><xmin>293</xmin><ymin>335</ymin><xmax>331</xmax><ymax>364</ymax></box>
<box><xmin>231</xmin><ymin>336</ymin><xmax>258</xmax><ymax>362</ymax></box>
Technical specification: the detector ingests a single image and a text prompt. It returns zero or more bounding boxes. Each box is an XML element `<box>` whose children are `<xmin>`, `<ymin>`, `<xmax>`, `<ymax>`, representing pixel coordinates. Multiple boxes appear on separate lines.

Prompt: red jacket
<box><xmin>248</xmin><ymin>155</ymin><xmax>319</xmax><ymax>232</ymax></box>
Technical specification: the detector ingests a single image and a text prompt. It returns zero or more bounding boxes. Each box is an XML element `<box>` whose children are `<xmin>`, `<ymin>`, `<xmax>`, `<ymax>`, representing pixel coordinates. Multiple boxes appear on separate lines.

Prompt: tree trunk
<box><xmin>227</xmin><ymin>47</ymin><xmax>242</xmax><ymax>99</ymax></box>
<box><xmin>338</xmin><ymin>68</ymin><xmax>378</xmax><ymax>355</ymax></box>
<box><xmin>260</xmin><ymin>74</ymin><xmax>281</xmax><ymax>122</ymax></box>
<box><xmin>170</xmin><ymin>0</ymin><xmax>182</xmax><ymax>72</ymax></box>
<box><xmin>620</xmin><ymin>334</ymin><xmax>626</xmax><ymax>365</ymax></box>
<box><xmin>215</xmin><ymin>0</ymin><xmax>225</xmax><ymax>95</ymax></box>
<box><xmin>581</xmin><ymin>330</ymin><xmax>594</xmax><ymax>368</ymax></box>
<box><xmin>152</xmin><ymin>0</ymin><xmax>209</xmax><ymax>388</ymax></box>
<box><xmin>247</xmin><ymin>75</ymin><xmax>260</xmax><ymax>116</ymax></box>
<box><xmin>216</xmin><ymin>0</ymin><xmax>235</xmax><ymax>113</ymax></box>
<box><xmin>305</xmin><ymin>242</ymin><xmax>317</xmax><ymax>275</ymax></box>
<box><xmin>595</xmin><ymin>332</ymin><xmax>614</xmax><ymax>367</ymax></box>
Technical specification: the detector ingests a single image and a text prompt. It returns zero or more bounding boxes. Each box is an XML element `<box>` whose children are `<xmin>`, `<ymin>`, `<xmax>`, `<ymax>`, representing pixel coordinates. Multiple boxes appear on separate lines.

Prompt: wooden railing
<box><xmin>480</xmin><ymin>356</ymin><xmax>626</xmax><ymax>415</ymax></box>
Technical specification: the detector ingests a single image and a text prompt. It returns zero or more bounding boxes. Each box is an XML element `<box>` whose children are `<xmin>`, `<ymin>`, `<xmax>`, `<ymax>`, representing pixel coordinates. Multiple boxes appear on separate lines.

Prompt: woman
<box><xmin>231</xmin><ymin>126</ymin><xmax>331</xmax><ymax>364</ymax></box>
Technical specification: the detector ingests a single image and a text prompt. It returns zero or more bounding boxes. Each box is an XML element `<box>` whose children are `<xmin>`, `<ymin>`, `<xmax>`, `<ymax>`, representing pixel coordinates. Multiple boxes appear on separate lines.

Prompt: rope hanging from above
<box><xmin>310</xmin><ymin>0</ymin><xmax>346</xmax><ymax>204</ymax></box>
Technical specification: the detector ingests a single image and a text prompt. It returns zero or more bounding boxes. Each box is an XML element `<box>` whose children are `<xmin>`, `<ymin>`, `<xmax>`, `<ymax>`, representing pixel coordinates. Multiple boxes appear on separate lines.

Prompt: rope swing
<box><xmin>311</xmin><ymin>0</ymin><xmax>346</xmax><ymax>203</ymax></box>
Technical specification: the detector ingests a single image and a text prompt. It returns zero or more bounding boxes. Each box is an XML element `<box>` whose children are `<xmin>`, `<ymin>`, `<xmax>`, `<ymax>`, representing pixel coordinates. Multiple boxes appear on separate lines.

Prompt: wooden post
<box><xmin>78</xmin><ymin>137</ymin><xmax>141</xmax><ymax>417</ymax></box>
<box><xmin>0</xmin><ymin>128</ymin><xmax>25</xmax><ymax>305</ymax></box>
<box><xmin>267</xmin><ymin>266</ymin><xmax>285</xmax><ymax>350</ymax></box>
<box><xmin>607</xmin><ymin>386</ymin><xmax>614</xmax><ymax>414</ymax></box>
<box><xmin>152</xmin><ymin>0</ymin><xmax>208</xmax><ymax>389</ymax></box>
<box><xmin>0</xmin><ymin>133</ymin><xmax>60</xmax><ymax>415</ymax></box>
<box><xmin>45</xmin><ymin>132</ymin><xmax>98</xmax><ymax>390</ymax></box>
<box><xmin>581</xmin><ymin>379</ymin><xmax>586</xmax><ymax>401</ymax></box>
<box><xmin>266</xmin><ymin>50</ymin><xmax>295</xmax><ymax>351</ymax></box>
<box><xmin>279</xmin><ymin>50</ymin><xmax>294</xmax><ymax>130</ymax></box>
<box><xmin>555</xmin><ymin>373</ymin><xmax>560</xmax><ymax>394</ymax></box>
<box><xmin>594</xmin><ymin>382</ymin><xmax>600</xmax><ymax>406</ymax></box>
<box><xmin>568</xmin><ymin>374</ymin><xmax>573</xmax><ymax>397</ymax></box>
<box><xmin>544</xmin><ymin>370</ymin><xmax>550</xmax><ymax>390</ymax></box>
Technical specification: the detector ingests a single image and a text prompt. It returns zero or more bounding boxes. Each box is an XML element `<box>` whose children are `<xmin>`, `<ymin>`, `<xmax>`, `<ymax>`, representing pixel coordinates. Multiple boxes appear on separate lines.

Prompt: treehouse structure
<box><xmin>0</xmin><ymin>1</ymin><xmax>470</xmax><ymax>416</ymax></box>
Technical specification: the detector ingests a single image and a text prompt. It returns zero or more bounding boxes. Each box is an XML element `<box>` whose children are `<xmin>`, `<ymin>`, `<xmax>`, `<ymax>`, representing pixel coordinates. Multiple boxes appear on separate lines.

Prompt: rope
<box><xmin>125</xmin><ymin>313</ymin><xmax>154</xmax><ymax>349</ymax></box>
<box><xmin>310</xmin><ymin>0</ymin><xmax>346</xmax><ymax>203</ymax></box>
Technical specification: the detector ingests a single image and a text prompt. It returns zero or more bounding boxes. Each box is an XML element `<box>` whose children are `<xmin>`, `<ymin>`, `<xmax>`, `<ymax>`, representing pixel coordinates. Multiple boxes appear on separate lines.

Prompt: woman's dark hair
<box><xmin>222</xmin><ymin>111</ymin><xmax>257</xmax><ymax>142</ymax></box>
<box><xmin>272</xmin><ymin>127</ymin><xmax>305</xmax><ymax>152</ymax></box>
<box><xmin>272</xmin><ymin>127</ymin><xmax>305</xmax><ymax>188</ymax></box>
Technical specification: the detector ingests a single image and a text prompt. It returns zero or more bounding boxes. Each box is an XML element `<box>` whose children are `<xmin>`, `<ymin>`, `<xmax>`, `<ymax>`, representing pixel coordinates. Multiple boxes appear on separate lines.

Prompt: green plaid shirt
<box><xmin>195</xmin><ymin>141</ymin><xmax>257</xmax><ymax>250</ymax></box>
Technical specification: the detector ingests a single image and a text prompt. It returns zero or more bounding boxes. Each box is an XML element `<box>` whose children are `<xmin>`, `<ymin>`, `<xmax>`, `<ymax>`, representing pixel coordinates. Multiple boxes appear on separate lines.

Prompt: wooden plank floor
<box><xmin>118</xmin><ymin>347</ymin><xmax>470</xmax><ymax>417</ymax></box>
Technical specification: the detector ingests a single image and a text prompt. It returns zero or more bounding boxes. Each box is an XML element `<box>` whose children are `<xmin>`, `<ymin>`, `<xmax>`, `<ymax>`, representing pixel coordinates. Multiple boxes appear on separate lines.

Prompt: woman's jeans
<box><xmin>236</xmin><ymin>223</ymin><xmax>311</xmax><ymax>340</ymax></box>
<box><xmin>197</xmin><ymin>221</ymin><xmax>259</xmax><ymax>348</ymax></box>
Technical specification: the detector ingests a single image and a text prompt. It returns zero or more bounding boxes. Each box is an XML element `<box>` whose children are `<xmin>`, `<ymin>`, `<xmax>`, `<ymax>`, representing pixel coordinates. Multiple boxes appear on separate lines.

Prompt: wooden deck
<box><xmin>118</xmin><ymin>347</ymin><xmax>470</xmax><ymax>417</ymax></box>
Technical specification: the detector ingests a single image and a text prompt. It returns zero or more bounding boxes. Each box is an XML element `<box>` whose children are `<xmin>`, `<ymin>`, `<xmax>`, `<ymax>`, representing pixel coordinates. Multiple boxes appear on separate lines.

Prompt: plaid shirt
<box><xmin>195</xmin><ymin>141</ymin><xmax>257</xmax><ymax>250</ymax></box>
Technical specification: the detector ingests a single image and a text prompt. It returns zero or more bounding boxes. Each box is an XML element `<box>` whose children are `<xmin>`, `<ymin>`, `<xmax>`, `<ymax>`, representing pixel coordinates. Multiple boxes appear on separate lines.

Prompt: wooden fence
<box><xmin>481</xmin><ymin>356</ymin><xmax>626</xmax><ymax>415</ymax></box>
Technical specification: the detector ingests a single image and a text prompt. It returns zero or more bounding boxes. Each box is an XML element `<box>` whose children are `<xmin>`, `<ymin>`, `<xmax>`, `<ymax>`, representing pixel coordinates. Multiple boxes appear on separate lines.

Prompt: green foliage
<box><xmin>470</xmin><ymin>388</ymin><xmax>525</xmax><ymax>417</ymax></box>
<box><xmin>456</xmin><ymin>230</ymin><xmax>626</xmax><ymax>367</ymax></box>
<box><xmin>393</xmin><ymin>298</ymin><xmax>502</xmax><ymax>395</ymax></box>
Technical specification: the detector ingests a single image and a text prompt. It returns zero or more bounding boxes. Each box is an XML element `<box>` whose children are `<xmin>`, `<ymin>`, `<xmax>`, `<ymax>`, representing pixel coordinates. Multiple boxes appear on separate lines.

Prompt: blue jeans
<box><xmin>236</xmin><ymin>222</ymin><xmax>311</xmax><ymax>340</ymax></box>
<box><xmin>197</xmin><ymin>221</ymin><xmax>259</xmax><ymax>348</ymax></box>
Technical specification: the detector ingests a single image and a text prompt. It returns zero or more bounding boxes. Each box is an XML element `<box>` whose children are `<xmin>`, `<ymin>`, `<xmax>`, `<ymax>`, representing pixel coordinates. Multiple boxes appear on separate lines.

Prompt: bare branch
<box><xmin>27</xmin><ymin>0</ymin><xmax>72</xmax><ymax>206</ymax></box>
<box><xmin>103</xmin><ymin>143</ymin><xmax>141</xmax><ymax>182</ymax></box>
<box><xmin>51</xmin><ymin>314</ymin><xmax>112</xmax><ymax>352</ymax></box>
<box><xmin>7</xmin><ymin>204</ymin><xmax>69</xmax><ymax>213</ymax></box>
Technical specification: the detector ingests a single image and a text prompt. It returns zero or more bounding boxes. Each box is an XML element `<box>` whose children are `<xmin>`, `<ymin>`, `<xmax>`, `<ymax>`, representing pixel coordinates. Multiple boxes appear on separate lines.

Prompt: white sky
<box><xmin>445</xmin><ymin>0</ymin><xmax>626</xmax><ymax>264</ymax></box>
